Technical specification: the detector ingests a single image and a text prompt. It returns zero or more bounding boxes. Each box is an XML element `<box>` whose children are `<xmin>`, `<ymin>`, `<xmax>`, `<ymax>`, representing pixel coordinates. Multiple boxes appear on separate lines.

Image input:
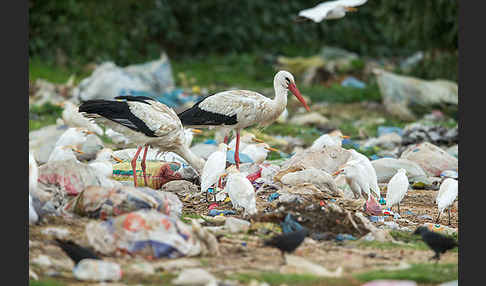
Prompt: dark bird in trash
<box><xmin>413</xmin><ymin>226</ymin><xmax>458</xmax><ymax>261</ymax></box>
<box><xmin>55</xmin><ymin>239</ymin><xmax>101</xmax><ymax>265</ymax></box>
<box><xmin>264</xmin><ymin>227</ymin><xmax>309</xmax><ymax>263</ymax></box>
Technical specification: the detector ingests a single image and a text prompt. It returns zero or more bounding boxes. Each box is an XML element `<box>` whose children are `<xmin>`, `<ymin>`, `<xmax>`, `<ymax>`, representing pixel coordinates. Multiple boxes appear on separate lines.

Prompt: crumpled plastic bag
<box><xmin>374</xmin><ymin>69</ymin><xmax>458</xmax><ymax>121</ymax></box>
<box><xmin>64</xmin><ymin>186</ymin><xmax>183</xmax><ymax>220</ymax></box>
<box><xmin>74</xmin><ymin>53</ymin><xmax>175</xmax><ymax>102</ymax></box>
<box><xmin>277</xmin><ymin>146</ymin><xmax>351</xmax><ymax>180</ymax></box>
<box><xmin>85</xmin><ymin>209</ymin><xmax>218</xmax><ymax>258</ymax></box>
<box><xmin>112</xmin><ymin>161</ymin><xmax>199</xmax><ymax>189</ymax></box>
<box><xmin>400</xmin><ymin>142</ymin><xmax>458</xmax><ymax>177</ymax></box>
<box><xmin>278</xmin><ymin>168</ymin><xmax>342</xmax><ymax>197</ymax></box>
<box><xmin>371</xmin><ymin>158</ymin><xmax>430</xmax><ymax>184</ymax></box>
<box><xmin>38</xmin><ymin>159</ymin><xmax>121</xmax><ymax>197</ymax></box>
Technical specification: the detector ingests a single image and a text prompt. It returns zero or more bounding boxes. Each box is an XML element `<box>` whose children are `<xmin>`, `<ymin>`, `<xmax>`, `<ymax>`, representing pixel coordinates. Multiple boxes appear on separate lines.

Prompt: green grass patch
<box><xmin>229</xmin><ymin>272</ymin><xmax>358</xmax><ymax>286</ymax></box>
<box><xmin>29</xmin><ymin>103</ymin><xmax>63</xmax><ymax>131</ymax></box>
<box><xmin>29</xmin><ymin>280</ymin><xmax>65</xmax><ymax>286</ymax></box>
<box><xmin>355</xmin><ymin>263</ymin><xmax>458</xmax><ymax>284</ymax></box>
<box><xmin>181</xmin><ymin>212</ymin><xmax>203</xmax><ymax>224</ymax></box>
<box><xmin>29</xmin><ymin>57</ymin><xmax>90</xmax><ymax>84</ymax></box>
<box><xmin>300</xmin><ymin>82</ymin><xmax>381</xmax><ymax>105</ymax></box>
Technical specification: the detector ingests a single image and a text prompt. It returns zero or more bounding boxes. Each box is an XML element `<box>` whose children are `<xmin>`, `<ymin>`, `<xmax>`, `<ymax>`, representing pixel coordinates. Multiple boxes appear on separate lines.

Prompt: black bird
<box><xmin>54</xmin><ymin>239</ymin><xmax>101</xmax><ymax>265</ymax></box>
<box><xmin>413</xmin><ymin>226</ymin><xmax>458</xmax><ymax>261</ymax></box>
<box><xmin>264</xmin><ymin>227</ymin><xmax>309</xmax><ymax>263</ymax></box>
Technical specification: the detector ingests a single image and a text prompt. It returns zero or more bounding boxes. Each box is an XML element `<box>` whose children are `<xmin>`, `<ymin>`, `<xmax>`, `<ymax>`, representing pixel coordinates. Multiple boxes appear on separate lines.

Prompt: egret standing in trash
<box><xmin>200</xmin><ymin>143</ymin><xmax>229</xmax><ymax>201</ymax></box>
<box><xmin>297</xmin><ymin>0</ymin><xmax>367</xmax><ymax>22</ymax></box>
<box><xmin>79</xmin><ymin>96</ymin><xmax>206</xmax><ymax>187</ymax></box>
<box><xmin>334</xmin><ymin>160</ymin><xmax>371</xmax><ymax>200</ymax></box>
<box><xmin>310</xmin><ymin>130</ymin><xmax>349</xmax><ymax>150</ymax></box>
<box><xmin>348</xmin><ymin>149</ymin><xmax>381</xmax><ymax>199</ymax></box>
<box><xmin>88</xmin><ymin>148</ymin><xmax>123</xmax><ymax>178</ymax></box>
<box><xmin>435</xmin><ymin>178</ymin><xmax>458</xmax><ymax>225</ymax></box>
<box><xmin>385</xmin><ymin>168</ymin><xmax>409</xmax><ymax>214</ymax></box>
<box><xmin>178</xmin><ymin>70</ymin><xmax>310</xmax><ymax>169</ymax></box>
<box><xmin>241</xmin><ymin>142</ymin><xmax>280</xmax><ymax>164</ymax></box>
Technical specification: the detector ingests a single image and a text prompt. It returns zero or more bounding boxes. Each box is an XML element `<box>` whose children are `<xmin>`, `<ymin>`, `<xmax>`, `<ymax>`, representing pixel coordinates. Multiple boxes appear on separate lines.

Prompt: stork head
<box><xmin>275</xmin><ymin>70</ymin><xmax>310</xmax><ymax>112</ymax></box>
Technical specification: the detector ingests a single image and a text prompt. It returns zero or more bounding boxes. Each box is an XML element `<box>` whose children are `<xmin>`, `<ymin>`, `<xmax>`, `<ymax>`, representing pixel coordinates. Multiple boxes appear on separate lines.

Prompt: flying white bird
<box><xmin>334</xmin><ymin>159</ymin><xmax>371</xmax><ymax>200</ymax></box>
<box><xmin>311</xmin><ymin>130</ymin><xmax>349</xmax><ymax>150</ymax></box>
<box><xmin>347</xmin><ymin>149</ymin><xmax>381</xmax><ymax>199</ymax></box>
<box><xmin>224</xmin><ymin>166</ymin><xmax>257</xmax><ymax>216</ymax></box>
<box><xmin>178</xmin><ymin>70</ymin><xmax>310</xmax><ymax>169</ymax></box>
<box><xmin>88</xmin><ymin>148</ymin><xmax>123</xmax><ymax>178</ymax></box>
<box><xmin>200</xmin><ymin>143</ymin><xmax>229</xmax><ymax>200</ymax></box>
<box><xmin>435</xmin><ymin>178</ymin><xmax>458</xmax><ymax>225</ymax></box>
<box><xmin>79</xmin><ymin>96</ymin><xmax>206</xmax><ymax>187</ymax></box>
<box><xmin>57</xmin><ymin>101</ymin><xmax>104</xmax><ymax>135</ymax></box>
<box><xmin>385</xmin><ymin>168</ymin><xmax>409</xmax><ymax>214</ymax></box>
<box><xmin>298</xmin><ymin>0</ymin><xmax>368</xmax><ymax>22</ymax></box>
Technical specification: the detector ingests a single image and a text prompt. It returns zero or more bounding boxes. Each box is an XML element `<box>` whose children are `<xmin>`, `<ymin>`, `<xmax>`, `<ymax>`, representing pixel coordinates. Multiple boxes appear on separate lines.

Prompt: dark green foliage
<box><xmin>30</xmin><ymin>1</ymin><xmax>457</xmax><ymax>68</ymax></box>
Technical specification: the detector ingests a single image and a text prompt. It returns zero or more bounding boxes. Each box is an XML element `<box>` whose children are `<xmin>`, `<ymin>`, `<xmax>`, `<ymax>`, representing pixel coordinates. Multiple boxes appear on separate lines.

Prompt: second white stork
<box><xmin>79</xmin><ymin>96</ymin><xmax>206</xmax><ymax>187</ymax></box>
<box><xmin>178</xmin><ymin>70</ymin><xmax>310</xmax><ymax>169</ymax></box>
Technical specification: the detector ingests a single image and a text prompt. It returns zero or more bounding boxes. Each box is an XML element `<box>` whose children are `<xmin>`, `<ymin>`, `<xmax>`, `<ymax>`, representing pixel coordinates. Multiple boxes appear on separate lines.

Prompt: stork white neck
<box><xmin>273</xmin><ymin>79</ymin><xmax>289</xmax><ymax>108</ymax></box>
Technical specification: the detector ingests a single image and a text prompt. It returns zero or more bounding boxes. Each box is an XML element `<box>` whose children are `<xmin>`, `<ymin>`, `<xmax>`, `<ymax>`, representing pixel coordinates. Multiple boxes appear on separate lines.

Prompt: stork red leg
<box><xmin>235</xmin><ymin>130</ymin><xmax>241</xmax><ymax>169</ymax></box>
<box><xmin>141</xmin><ymin>145</ymin><xmax>149</xmax><ymax>186</ymax></box>
<box><xmin>131</xmin><ymin>146</ymin><xmax>143</xmax><ymax>187</ymax></box>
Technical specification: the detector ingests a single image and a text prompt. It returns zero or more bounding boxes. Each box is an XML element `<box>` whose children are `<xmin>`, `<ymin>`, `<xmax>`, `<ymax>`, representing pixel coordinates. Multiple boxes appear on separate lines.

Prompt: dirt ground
<box><xmin>29</xmin><ymin>187</ymin><xmax>458</xmax><ymax>285</ymax></box>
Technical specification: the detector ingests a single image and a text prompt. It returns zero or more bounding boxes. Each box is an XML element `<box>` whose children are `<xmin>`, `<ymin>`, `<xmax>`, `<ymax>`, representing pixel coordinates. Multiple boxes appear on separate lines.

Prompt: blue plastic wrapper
<box><xmin>341</xmin><ymin>76</ymin><xmax>366</xmax><ymax>89</ymax></box>
<box><xmin>267</xmin><ymin>193</ymin><xmax>280</xmax><ymax>202</ymax></box>
<box><xmin>280</xmin><ymin>213</ymin><xmax>303</xmax><ymax>234</ymax></box>
<box><xmin>226</xmin><ymin>150</ymin><xmax>253</xmax><ymax>164</ymax></box>
<box><xmin>335</xmin><ymin>233</ymin><xmax>357</xmax><ymax>241</ymax></box>
<box><xmin>203</xmin><ymin>139</ymin><xmax>217</xmax><ymax>145</ymax></box>
<box><xmin>342</xmin><ymin>139</ymin><xmax>360</xmax><ymax>149</ymax></box>
<box><xmin>377</xmin><ymin>126</ymin><xmax>404</xmax><ymax>137</ymax></box>
<box><xmin>208</xmin><ymin>209</ymin><xmax>236</xmax><ymax>217</ymax></box>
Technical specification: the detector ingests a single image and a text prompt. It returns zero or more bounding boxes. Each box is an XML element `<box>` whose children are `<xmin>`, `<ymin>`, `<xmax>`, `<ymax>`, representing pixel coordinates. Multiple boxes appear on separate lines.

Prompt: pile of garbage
<box><xmin>29</xmin><ymin>52</ymin><xmax>458</xmax><ymax>284</ymax></box>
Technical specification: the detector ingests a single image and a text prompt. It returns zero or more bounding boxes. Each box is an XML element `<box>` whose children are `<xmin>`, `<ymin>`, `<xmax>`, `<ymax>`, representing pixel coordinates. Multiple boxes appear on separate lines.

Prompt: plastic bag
<box><xmin>112</xmin><ymin>161</ymin><xmax>198</xmax><ymax>189</ymax></box>
<box><xmin>374</xmin><ymin>69</ymin><xmax>458</xmax><ymax>121</ymax></box>
<box><xmin>75</xmin><ymin>53</ymin><xmax>175</xmax><ymax>102</ymax></box>
<box><xmin>371</xmin><ymin>158</ymin><xmax>430</xmax><ymax>184</ymax></box>
<box><xmin>400</xmin><ymin>142</ymin><xmax>458</xmax><ymax>177</ymax></box>
<box><xmin>85</xmin><ymin>209</ymin><xmax>203</xmax><ymax>258</ymax></box>
<box><xmin>64</xmin><ymin>185</ymin><xmax>182</xmax><ymax>220</ymax></box>
<box><xmin>73</xmin><ymin>259</ymin><xmax>122</xmax><ymax>282</ymax></box>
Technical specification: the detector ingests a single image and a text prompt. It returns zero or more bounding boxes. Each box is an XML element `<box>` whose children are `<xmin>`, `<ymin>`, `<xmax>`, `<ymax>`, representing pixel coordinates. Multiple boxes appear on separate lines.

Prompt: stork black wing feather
<box><xmin>115</xmin><ymin>95</ymin><xmax>154</xmax><ymax>104</ymax></box>
<box><xmin>79</xmin><ymin>100</ymin><xmax>157</xmax><ymax>137</ymax></box>
<box><xmin>177</xmin><ymin>95</ymin><xmax>237</xmax><ymax>126</ymax></box>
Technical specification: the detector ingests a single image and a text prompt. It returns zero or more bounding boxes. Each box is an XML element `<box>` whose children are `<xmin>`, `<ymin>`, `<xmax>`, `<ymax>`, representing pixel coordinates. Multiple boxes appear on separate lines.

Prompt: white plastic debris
<box><xmin>29</xmin><ymin>194</ymin><xmax>39</xmax><ymax>224</ymax></box>
<box><xmin>41</xmin><ymin>227</ymin><xmax>70</xmax><ymax>239</ymax></box>
<box><xmin>73</xmin><ymin>259</ymin><xmax>122</xmax><ymax>282</ymax></box>
<box><xmin>224</xmin><ymin>217</ymin><xmax>251</xmax><ymax>233</ymax></box>
<box><xmin>371</xmin><ymin>158</ymin><xmax>429</xmax><ymax>184</ymax></box>
<box><xmin>279</xmin><ymin>168</ymin><xmax>342</xmax><ymax>197</ymax></box>
<box><xmin>172</xmin><ymin>268</ymin><xmax>217</xmax><ymax>286</ymax></box>
<box><xmin>400</xmin><ymin>142</ymin><xmax>458</xmax><ymax>177</ymax></box>
<box><xmin>374</xmin><ymin>68</ymin><xmax>458</xmax><ymax>121</ymax></box>
<box><xmin>280</xmin><ymin>255</ymin><xmax>343</xmax><ymax>277</ymax></box>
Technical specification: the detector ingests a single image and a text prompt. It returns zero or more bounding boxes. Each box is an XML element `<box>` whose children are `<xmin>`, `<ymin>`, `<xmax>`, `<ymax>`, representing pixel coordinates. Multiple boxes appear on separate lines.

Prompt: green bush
<box><xmin>29</xmin><ymin>0</ymin><xmax>457</xmax><ymax>79</ymax></box>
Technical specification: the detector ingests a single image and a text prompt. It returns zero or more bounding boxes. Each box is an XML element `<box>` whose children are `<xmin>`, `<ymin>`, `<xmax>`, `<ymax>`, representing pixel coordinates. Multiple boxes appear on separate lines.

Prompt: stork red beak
<box><xmin>288</xmin><ymin>83</ymin><xmax>310</xmax><ymax>112</ymax></box>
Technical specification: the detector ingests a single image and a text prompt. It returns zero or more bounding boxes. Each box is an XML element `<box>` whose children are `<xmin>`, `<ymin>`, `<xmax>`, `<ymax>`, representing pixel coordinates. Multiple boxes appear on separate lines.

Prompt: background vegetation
<box><xmin>29</xmin><ymin>0</ymin><xmax>458</xmax><ymax>81</ymax></box>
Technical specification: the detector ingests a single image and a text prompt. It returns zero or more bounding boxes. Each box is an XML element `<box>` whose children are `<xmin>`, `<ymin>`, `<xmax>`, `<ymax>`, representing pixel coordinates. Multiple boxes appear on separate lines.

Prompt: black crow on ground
<box><xmin>54</xmin><ymin>239</ymin><xmax>101</xmax><ymax>265</ymax></box>
<box><xmin>264</xmin><ymin>227</ymin><xmax>309</xmax><ymax>263</ymax></box>
<box><xmin>413</xmin><ymin>226</ymin><xmax>458</xmax><ymax>261</ymax></box>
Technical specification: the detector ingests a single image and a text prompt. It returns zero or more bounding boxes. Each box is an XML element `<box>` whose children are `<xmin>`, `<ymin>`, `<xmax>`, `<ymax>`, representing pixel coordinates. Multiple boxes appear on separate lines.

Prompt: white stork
<box><xmin>435</xmin><ymin>178</ymin><xmax>458</xmax><ymax>225</ymax></box>
<box><xmin>298</xmin><ymin>0</ymin><xmax>368</xmax><ymax>22</ymax></box>
<box><xmin>178</xmin><ymin>70</ymin><xmax>310</xmax><ymax>169</ymax></box>
<box><xmin>385</xmin><ymin>168</ymin><xmax>409</xmax><ymax>214</ymax></box>
<box><xmin>79</xmin><ymin>96</ymin><xmax>206</xmax><ymax>187</ymax></box>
